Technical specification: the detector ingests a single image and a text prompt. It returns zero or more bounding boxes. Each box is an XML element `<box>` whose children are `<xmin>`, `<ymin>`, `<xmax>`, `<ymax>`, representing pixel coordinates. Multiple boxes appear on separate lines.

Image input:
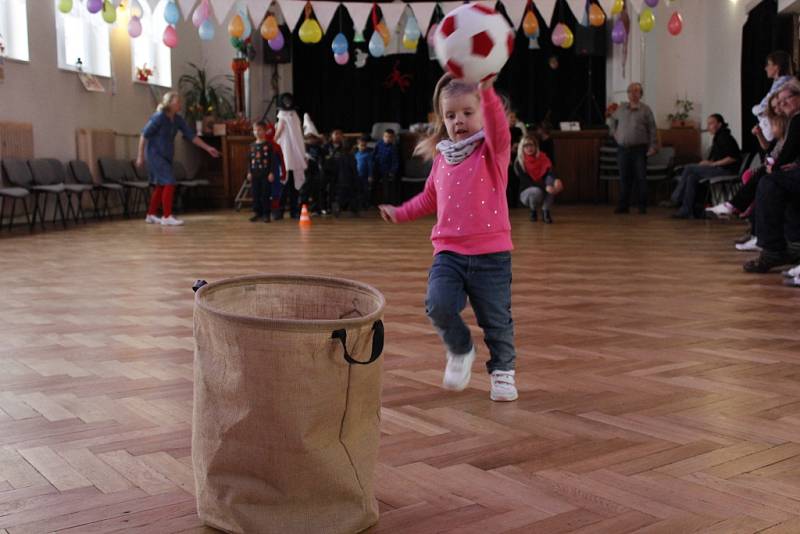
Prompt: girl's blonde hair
<box><xmin>414</xmin><ymin>73</ymin><xmax>479</xmax><ymax>159</ymax></box>
<box><xmin>768</xmin><ymin>92</ymin><xmax>788</xmax><ymax>140</ymax></box>
<box><xmin>516</xmin><ymin>133</ymin><xmax>539</xmax><ymax>167</ymax></box>
<box><xmin>157</xmin><ymin>91</ymin><xmax>180</xmax><ymax>113</ymax></box>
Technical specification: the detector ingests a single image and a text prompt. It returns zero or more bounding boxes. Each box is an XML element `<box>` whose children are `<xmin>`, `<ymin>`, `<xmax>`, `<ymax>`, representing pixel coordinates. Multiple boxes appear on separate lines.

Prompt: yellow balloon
<box><xmin>589</xmin><ymin>4</ymin><xmax>605</xmax><ymax>27</ymax></box>
<box><xmin>260</xmin><ymin>15</ymin><xmax>278</xmax><ymax>41</ymax></box>
<box><xmin>639</xmin><ymin>8</ymin><xmax>655</xmax><ymax>32</ymax></box>
<box><xmin>561</xmin><ymin>26</ymin><xmax>574</xmax><ymax>48</ymax></box>
<box><xmin>299</xmin><ymin>18</ymin><xmax>323</xmax><ymax>44</ymax></box>
<box><xmin>402</xmin><ymin>35</ymin><xmax>418</xmax><ymax>49</ymax></box>
<box><xmin>611</xmin><ymin>0</ymin><xmax>624</xmax><ymax>15</ymax></box>
<box><xmin>522</xmin><ymin>10</ymin><xmax>539</xmax><ymax>37</ymax></box>
<box><xmin>377</xmin><ymin>21</ymin><xmax>390</xmax><ymax>46</ymax></box>
<box><xmin>228</xmin><ymin>14</ymin><xmax>244</xmax><ymax>38</ymax></box>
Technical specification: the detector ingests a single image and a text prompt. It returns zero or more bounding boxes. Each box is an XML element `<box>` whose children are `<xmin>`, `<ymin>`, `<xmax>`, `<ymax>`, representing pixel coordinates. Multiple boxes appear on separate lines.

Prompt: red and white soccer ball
<box><xmin>433</xmin><ymin>3</ymin><xmax>514</xmax><ymax>84</ymax></box>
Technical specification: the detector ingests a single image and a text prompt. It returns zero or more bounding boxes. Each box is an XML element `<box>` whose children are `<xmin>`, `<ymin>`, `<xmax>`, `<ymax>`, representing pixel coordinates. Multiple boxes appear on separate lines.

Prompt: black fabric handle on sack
<box><xmin>192</xmin><ymin>279</ymin><xmax>208</xmax><ymax>292</ymax></box>
<box><xmin>332</xmin><ymin>320</ymin><xmax>384</xmax><ymax>365</ymax></box>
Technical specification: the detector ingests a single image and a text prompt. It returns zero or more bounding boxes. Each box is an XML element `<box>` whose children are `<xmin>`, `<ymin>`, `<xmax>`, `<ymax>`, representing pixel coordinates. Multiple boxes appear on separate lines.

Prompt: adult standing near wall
<box><xmin>607</xmin><ymin>83</ymin><xmax>658</xmax><ymax>214</ymax></box>
<box><xmin>136</xmin><ymin>91</ymin><xmax>219</xmax><ymax>226</ymax></box>
<box><xmin>275</xmin><ymin>93</ymin><xmax>307</xmax><ymax>219</ymax></box>
<box><xmin>753</xmin><ymin>50</ymin><xmax>794</xmax><ymax>143</ymax></box>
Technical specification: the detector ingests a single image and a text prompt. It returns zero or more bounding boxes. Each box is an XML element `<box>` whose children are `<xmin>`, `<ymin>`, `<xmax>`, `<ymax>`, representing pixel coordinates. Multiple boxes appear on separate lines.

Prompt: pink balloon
<box><xmin>268</xmin><ymin>31</ymin><xmax>284</xmax><ymax>51</ymax></box>
<box><xmin>334</xmin><ymin>51</ymin><xmax>349</xmax><ymax>65</ymax></box>
<box><xmin>668</xmin><ymin>11</ymin><xmax>683</xmax><ymax>36</ymax></box>
<box><xmin>163</xmin><ymin>25</ymin><xmax>178</xmax><ymax>48</ymax></box>
<box><xmin>551</xmin><ymin>23</ymin><xmax>568</xmax><ymax>47</ymax></box>
<box><xmin>128</xmin><ymin>15</ymin><xmax>142</xmax><ymax>38</ymax></box>
<box><xmin>192</xmin><ymin>1</ymin><xmax>209</xmax><ymax>28</ymax></box>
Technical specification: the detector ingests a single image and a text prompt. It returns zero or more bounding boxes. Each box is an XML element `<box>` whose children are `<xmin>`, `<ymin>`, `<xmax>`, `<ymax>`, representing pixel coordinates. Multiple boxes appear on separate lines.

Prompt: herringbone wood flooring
<box><xmin>1</xmin><ymin>207</ymin><xmax>800</xmax><ymax>533</ymax></box>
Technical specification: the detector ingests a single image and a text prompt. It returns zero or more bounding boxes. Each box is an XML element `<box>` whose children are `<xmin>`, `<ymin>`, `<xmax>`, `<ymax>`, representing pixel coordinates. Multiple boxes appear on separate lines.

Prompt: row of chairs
<box><xmin>0</xmin><ymin>158</ymin><xmax>207</xmax><ymax>231</ymax></box>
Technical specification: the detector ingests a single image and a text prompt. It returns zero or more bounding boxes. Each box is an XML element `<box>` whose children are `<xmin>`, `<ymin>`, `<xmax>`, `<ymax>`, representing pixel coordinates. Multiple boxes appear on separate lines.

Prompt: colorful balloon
<box><xmin>58</xmin><ymin>0</ymin><xmax>73</xmax><ymax>14</ymax></box>
<box><xmin>611</xmin><ymin>0</ymin><xmax>624</xmax><ymax>15</ymax></box>
<box><xmin>261</xmin><ymin>15</ymin><xmax>279</xmax><ymax>40</ymax></box>
<box><xmin>523</xmin><ymin>10</ymin><xmax>539</xmax><ymax>37</ymax></box>
<box><xmin>639</xmin><ymin>8</ymin><xmax>655</xmax><ymax>32</ymax></box>
<box><xmin>551</xmin><ymin>23</ymin><xmax>568</xmax><ymax>47</ymax></box>
<box><xmin>268</xmin><ymin>30</ymin><xmax>284</xmax><ymax>51</ymax></box>
<box><xmin>561</xmin><ymin>26</ymin><xmax>574</xmax><ymax>48</ymax></box>
<box><xmin>101</xmin><ymin>0</ymin><xmax>116</xmax><ymax>23</ymax></box>
<box><xmin>228</xmin><ymin>14</ymin><xmax>244</xmax><ymax>38</ymax></box>
<box><xmin>645</xmin><ymin>0</ymin><xmax>659</xmax><ymax>6</ymax></box>
<box><xmin>192</xmin><ymin>0</ymin><xmax>209</xmax><ymax>28</ymax></box>
<box><xmin>369</xmin><ymin>30</ymin><xmax>385</xmax><ymax>57</ymax></box>
<box><xmin>589</xmin><ymin>3</ymin><xmax>605</xmax><ymax>27</ymax></box>
<box><xmin>331</xmin><ymin>32</ymin><xmax>348</xmax><ymax>55</ymax></box>
<box><xmin>199</xmin><ymin>19</ymin><xmax>215</xmax><ymax>40</ymax></box>
<box><xmin>298</xmin><ymin>18</ymin><xmax>323</xmax><ymax>43</ymax></box>
<box><xmin>163</xmin><ymin>25</ymin><xmax>178</xmax><ymax>48</ymax></box>
<box><xmin>164</xmin><ymin>1</ymin><xmax>180</xmax><ymax>25</ymax></box>
<box><xmin>87</xmin><ymin>0</ymin><xmax>103</xmax><ymax>14</ymax></box>
<box><xmin>611</xmin><ymin>17</ymin><xmax>626</xmax><ymax>44</ymax></box>
<box><xmin>668</xmin><ymin>11</ymin><xmax>683</xmax><ymax>36</ymax></box>
<box><xmin>334</xmin><ymin>51</ymin><xmax>349</xmax><ymax>65</ymax></box>
<box><xmin>128</xmin><ymin>15</ymin><xmax>142</xmax><ymax>37</ymax></box>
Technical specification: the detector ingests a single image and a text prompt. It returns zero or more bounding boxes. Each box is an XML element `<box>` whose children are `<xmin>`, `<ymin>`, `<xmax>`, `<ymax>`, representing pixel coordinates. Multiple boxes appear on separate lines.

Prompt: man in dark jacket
<box><xmin>670</xmin><ymin>114</ymin><xmax>741</xmax><ymax>218</ymax></box>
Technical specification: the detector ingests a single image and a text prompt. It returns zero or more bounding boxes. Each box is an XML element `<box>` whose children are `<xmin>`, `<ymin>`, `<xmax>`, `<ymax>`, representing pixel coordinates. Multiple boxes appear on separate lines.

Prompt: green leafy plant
<box><xmin>179</xmin><ymin>63</ymin><xmax>235</xmax><ymax>123</ymax></box>
<box><xmin>667</xmin><ymin>97</ymin><xmax>695</xmax><ymax>122</ymax></box>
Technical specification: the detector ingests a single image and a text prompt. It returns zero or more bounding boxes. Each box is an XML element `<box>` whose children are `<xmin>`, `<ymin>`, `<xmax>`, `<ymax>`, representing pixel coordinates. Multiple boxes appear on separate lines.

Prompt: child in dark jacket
<box><xmin>355</xmin><ymin>135</ymin><xmax>373</xmax><ymax>208</ymax></box>
<box><xmin>514</xmin><ymin>133</ymin><xmax>563</xmax><ymax>223</ymax></box>
<box><xmin>372</xmin><ymin>128</ymin><xmax>400</xmax><ymax>205</ymax></box>
<box><xmin>323</xmin><ymin>130</ymin><xmax>360</xmax><ymax>216</ymax></box>
<box><xmin>247</xmin><ymin>121</ymin><xmax>276</xmax><ymax>223</ymax></box>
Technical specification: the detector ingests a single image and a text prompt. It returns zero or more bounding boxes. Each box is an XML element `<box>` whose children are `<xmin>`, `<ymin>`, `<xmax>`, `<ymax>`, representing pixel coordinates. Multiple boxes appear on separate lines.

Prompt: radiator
<box><xmin>75</xmin><ymin>128</ymin><xmax>116</xmax><ymax>183</ymax></box>
<box><xmin>0</xmin><ymin>121</ymin><xmax>34</xmax><ymax>159</ymax></box>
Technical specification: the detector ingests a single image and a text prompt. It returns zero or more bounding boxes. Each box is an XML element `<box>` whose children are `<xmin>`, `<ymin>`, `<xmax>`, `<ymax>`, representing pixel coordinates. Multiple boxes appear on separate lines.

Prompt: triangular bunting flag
<box><xmin>310</xmin><ymin>1</ymin><xmax>339</xmax><ymax>33</ymax></box>
<box><xmin>276</xmin><ymin>0</ymin><xmax>306</xmax><ymax>29</ymax></box>
<box><xmin>177</xmin><ymin>0</ymin><xmax>197</xmax><ymax>19</ymax></box>
<box><xmin>629</xmin><ymin>0</ymin><xmax>644</xmax><ymax>13</ymax></box>
<box><xmin>534</xmin><ymin>0</ymin><xmax>557</xmax><ymax>27</ymax></box>
<box><xmin>344</xmin><ymin>2</ymin><xmax>373</xmax><ymax>35</ymax></box>
<box><xmin>500</xmin><ymin>0</ymin><xmax>527</xmax><ymax>29</ymax></box>
<box><xmin>598</xmin><ymin>0</ymin><xmax>615</xmax><ymax>16</ymax></box>
<box><xmin>408</xmin><ymin>2</ymin><xmax>436</xmax><ymax>36</ymax></box>
<box><xmin>566</xmin><ymin>0</ymin><xmax>586</xmax><ymax>24</ymax></box>
<box><xmin>439</xmin><ymin>1</ymin><xmax>462</xmax><ymax>15</ymax></box>
<box><xmin>380</xmin><ymin>3</ymin><xmax>407</xmax><ymax>34</ymax></box>
<box><xmin>244</xmin><ymin>0</ymin><xmax>270</xmax><ymax>22</ymax></box>
<box><xmin>209</xmin><ymin>0</ymin><xmax>235</xmax><ymax>22</ymax></box>
<box><xmin>145</xmin><ymin>0</ymin><xmax>160</xmax><ymax>11</ymax></box>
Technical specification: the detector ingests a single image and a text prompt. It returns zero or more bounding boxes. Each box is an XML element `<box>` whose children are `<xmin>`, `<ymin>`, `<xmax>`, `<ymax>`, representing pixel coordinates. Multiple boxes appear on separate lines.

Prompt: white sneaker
<box><xmin>160</xmin><ymin>215</ymin><xmax>184</xmax><ymax>226</ymax></box>
<box><xmin>705</xmin><ymin>202</ymin><xmax>735</xmax><ymax>218</ymax></box>
<box><xmin>145</xmin><ymin>214</ymin><xmax>161</xmax><ymax>224</ymax></box>
<box><xmin>490</xmin><ymin>370</ymin><xmax>518</xmax><ymax>402</ymax></box>
<box><xmin>735</xmin><ymin>236</ymin><xmax>760</xmax><ymax>252</ymax></box>
<box><xmin>783</xmin><ymin>264</ymin><xmax>800</xmax><ymax>278</ymax></box>
<box><xmin>442</xmin><ymin>346</ymin><xmax>476</xmax><ymax>391</ymax></box>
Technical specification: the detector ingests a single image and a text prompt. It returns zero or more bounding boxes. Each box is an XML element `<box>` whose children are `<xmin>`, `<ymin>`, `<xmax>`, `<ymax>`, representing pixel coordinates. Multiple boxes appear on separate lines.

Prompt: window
<box><xmin>0</xmin><ymin>0</ymin><xmax>29</xmax><ymax>61</ymax></box>
<box><xmin>131</xmin><ymin>0</ymin><xmax>172</xmax><ymax>87</ymax></box>
<box><xmin>54</xmin><ymin>0</ymin><xmax>111</xmax><ymax>77</ymax></box>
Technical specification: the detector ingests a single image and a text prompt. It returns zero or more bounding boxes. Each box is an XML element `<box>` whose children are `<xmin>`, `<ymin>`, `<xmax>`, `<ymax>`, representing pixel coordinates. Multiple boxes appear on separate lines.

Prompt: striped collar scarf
<box><xmin>436</xmin><ymin>130</ymin><xmax>486</xmax><ymax>165</ymax></box>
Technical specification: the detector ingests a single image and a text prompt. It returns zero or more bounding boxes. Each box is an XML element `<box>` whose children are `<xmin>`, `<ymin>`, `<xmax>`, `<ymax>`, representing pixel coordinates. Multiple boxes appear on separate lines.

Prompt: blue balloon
<box><xmin>164</xmin><ymin>1</ymin><xmax>180</xmax><ymax>25</ymax></box>
<box><xmin>368</xmin><ymin>31</ymin><xmax>384</xmax><ymax>57</ymax></box>
<box><xmin>331</xmin><ymin>33</ymin><xmax>348</xmax><ymax>55</ymax></box>
<box><xmin>405</xmin><ymin>16</ymin><xmax>420</xmax><ymax>40</ymax></box>
<box><xmin>199</xmin><ymin>18</ymin><xmax>215</xmax><ymax>41</ymax></box>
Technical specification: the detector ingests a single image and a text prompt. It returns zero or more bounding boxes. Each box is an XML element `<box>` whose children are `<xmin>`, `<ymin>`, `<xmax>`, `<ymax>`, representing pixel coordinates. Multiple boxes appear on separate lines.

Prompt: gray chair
<box><xmin>78</xmin><ymin>159</ymin><xmax>125</xmax><ymax>219</ymax></box>
<box><xmin>174</xmin><ymin>161</ymin><xmax>210</xmax><ymax>212</ymax></box>
<box><xmin>65</xmin><ymin>159</ymin><xmax>101</xmax><ymax>221</ymax></box>
<box><xmin>27</xmin><ymin>159</ymin><xmax>68</xmax><ymax>229</ymax></box>
<box><xmin>701</xmin><ymin>153</ymin><xmax>758</xmax><ymax>207</ymax></box>
<box><xmin>599</xmin><ymin>144</ymin><xmax>676</xmax><ymax>202</ymax></box>
<box><xmin>42</xmin><ymin>158</ymin><xmax>94</xmax><ymax>224</ymax></box>
<box><xmin>370</xmin><ymin>122</ymin><xmax>402</xmax><ymax>142</ymax></box>
<box><xmin>0</xmin><ymin>159</ymin><xmax>33</xmax><ymax>231</ymax></box>
<box><xmin>98</xmin><ymin>158</ymin><xmax>149</xmax><ymax>217</ymax></box>
<box><xmin>399</xmin><ymin>157</ymin><xmax>432</xmax><ymax>201</ymax></box>
<box><xmin>119</xmin><ymin>159</ymin><xmax>150</xmax><ymax>216</ymax></box>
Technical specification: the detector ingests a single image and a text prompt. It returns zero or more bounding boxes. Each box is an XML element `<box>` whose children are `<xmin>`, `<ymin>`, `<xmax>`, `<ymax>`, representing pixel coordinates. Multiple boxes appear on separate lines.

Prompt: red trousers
<box><xmin>147</xmin><ymin>185</ymin><xmax>176</xmax><ymax>218</ymax></box>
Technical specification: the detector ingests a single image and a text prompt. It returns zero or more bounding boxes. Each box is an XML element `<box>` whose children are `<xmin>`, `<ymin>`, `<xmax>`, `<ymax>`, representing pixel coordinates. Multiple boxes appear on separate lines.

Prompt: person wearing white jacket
<box><xmin>275</xmin><ymin>93</ymin><xmax>307</xmax><ymax>219</ymax></box>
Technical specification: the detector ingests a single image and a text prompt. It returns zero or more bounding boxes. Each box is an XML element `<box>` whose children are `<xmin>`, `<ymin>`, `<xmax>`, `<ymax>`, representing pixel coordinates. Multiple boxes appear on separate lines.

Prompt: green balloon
<box><xmin>102</xmin><ymin>0</ymin><xmax>117</xmax><ymax>23</ymax></box>
<box><xmin>58</xmin><ymin>0</ymin><xmax>73</xmax><ymax>13</ymax></box>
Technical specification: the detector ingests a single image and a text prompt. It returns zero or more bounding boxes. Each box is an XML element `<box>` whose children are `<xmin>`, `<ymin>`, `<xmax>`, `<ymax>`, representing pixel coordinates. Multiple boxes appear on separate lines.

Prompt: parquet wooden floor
<box><xmin>1</xmin><ymin>206</ymin><xmax>800</xmax><ymax>533</ymax></box>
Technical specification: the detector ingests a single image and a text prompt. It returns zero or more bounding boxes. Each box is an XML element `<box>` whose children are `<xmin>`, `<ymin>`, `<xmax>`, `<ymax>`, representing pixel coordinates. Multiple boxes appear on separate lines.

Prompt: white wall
<box><xmin>606</xmin><ymin>0</ymin><xmax>750</xmax><ymax>151</ymax></box>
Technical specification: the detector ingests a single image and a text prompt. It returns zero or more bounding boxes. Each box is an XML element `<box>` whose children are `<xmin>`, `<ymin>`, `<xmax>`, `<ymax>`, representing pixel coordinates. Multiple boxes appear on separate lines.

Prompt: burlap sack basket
<box><xmin>192</xmin><ymin>274</ymin><xmax>385</xmax><ymax>534</ymax></box>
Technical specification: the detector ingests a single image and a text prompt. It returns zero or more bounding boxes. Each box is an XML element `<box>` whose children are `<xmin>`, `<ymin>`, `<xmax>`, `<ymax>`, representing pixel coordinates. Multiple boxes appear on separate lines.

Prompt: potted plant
<box><xmin>667</xmin><ymin>98</ymin><xmax>696</xmax><ymax>128</ymax></box>
<box><xmin>179</xmin><ymin>63</ymin><xmax>235</xmax><ymax>134</ymax></box>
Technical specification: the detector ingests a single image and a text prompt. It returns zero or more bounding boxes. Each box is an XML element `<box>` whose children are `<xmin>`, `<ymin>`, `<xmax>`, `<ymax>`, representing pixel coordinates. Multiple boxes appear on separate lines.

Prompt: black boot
<box><xmin>249</xmin><ymin>214</ymin><xmax>260</xmax><ymax>222</ymax></box>
<box><xmin>743</xmin><ymin>250</ymin><xmax>794</xmax><ymax>273</ymax></box>
<box><xmin>543</xmin><ymin>210</ymin><xmax>553</xmax><ymax>224</ymax></box>
<box><xmin>529</xmin><ymin>209</ymin><xmax>537</xmax><ymax>222</ymax></box>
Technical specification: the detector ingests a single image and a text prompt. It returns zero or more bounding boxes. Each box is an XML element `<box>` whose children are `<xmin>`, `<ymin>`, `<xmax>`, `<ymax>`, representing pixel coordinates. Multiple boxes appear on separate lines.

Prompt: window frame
<box><xmin>0</xmin><ymin>0</ymin><xmax>30</xmax><ymax>62</ymax></box>
<box><xmin>130</xmin><ymin>0</ymin><xmax>172</xmax><ymax>88</ymax></box>
<box><xmin>54</xmin><ymin>0</ymin><xmax>112</xmax><ymax>78</ymax></box>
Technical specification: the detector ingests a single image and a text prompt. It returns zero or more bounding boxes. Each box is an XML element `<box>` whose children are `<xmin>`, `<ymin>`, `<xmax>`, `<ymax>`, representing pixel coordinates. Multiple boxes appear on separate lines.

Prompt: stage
<box><xmin>1</xmin><ymin>207</ymin><xmax>800</xmax><ymax>532</ymax></box>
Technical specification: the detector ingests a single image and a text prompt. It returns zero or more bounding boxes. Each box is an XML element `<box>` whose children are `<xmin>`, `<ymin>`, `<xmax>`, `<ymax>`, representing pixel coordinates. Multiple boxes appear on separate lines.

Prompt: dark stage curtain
<box><xmin>284</xmin><ymin>0</ymin><xmax>607</xmax><ymax>134</ymax></box>
<box><xmin>741</xmin><ymin>0</ymin><xmax>795</xmax><ymax>154</ymax></box>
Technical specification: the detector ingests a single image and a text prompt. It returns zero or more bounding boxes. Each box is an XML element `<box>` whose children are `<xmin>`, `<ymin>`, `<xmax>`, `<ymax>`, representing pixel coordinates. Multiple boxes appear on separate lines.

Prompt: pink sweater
<box><xmin>396</xmin><ymin>87</ymin><xmax>513</xmax><ymax>256</ymax></box>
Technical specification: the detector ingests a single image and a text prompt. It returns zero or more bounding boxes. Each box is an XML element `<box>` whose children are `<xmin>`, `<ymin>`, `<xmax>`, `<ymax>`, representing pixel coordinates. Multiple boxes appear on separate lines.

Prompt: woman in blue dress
<box><xmin>135</xmin><ymin>91</ymin><xmax>220</xmax><ymax>226</ymax></box>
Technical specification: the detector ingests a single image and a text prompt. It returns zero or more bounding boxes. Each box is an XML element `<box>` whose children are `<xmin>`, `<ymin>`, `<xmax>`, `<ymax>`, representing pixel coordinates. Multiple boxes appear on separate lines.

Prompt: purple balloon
<box><xmin>645</xmin><ymin>0</ymin><xmax>659</xmax><ymax>6</ymax></box>
<box><xmin>268</xmin><ymin>31</ymin><xmax>284</xmax><ymax>51</ymax></box>
<box><xmin>611</xmin><ymin>18</ymin><xmax>626</xmax><ymax>44</ymax></box>
<box><xmin>87</xmin><ymin>0</ymin><xmax>103</xmax><ymax>13</ymax></box>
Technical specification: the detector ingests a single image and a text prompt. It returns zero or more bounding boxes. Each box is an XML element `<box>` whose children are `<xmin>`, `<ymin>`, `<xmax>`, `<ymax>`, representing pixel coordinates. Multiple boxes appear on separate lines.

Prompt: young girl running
<box><xmin>379</xmin><ymin>74</ymin><xmax>517</xmax><ymax>402</ymax></box>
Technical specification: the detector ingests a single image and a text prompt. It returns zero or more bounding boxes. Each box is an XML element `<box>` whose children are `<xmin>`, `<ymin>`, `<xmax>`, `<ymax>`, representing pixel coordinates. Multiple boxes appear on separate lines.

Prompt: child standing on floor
<box><xmin>372</xmin><ymin>129</ymin><xmax>400</xmax><ymax>205</ymax></box>
<box><xmin>514</xmin><ymin>134</ymin><xmax>564</xmax><ymax>224</ymax></box>
<box><xmin>355</xmin><ymin>135</ymin><xmax>373</xmax><ymax>209</ymax></box>
<box><xmin>247</xmin><ymin>121</ymin><xmax>275</xmax><ymax>223</ymax></box>
<box><xmin>379</xmin><ymin>74</ymin><xmax>518</xmax><ymax>402</ymax></box>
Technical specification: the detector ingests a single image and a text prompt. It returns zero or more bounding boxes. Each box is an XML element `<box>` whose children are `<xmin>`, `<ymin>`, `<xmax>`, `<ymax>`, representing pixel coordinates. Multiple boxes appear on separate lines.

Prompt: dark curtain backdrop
<box><xmin>284</xmin><ymin>0</ymin><xmax>607</xmax><ymax>134</ymax></box>
<box><xmin>741</xmin><ymin>0</ymin><xmax>795</xmax><ymax>153</ymax></box>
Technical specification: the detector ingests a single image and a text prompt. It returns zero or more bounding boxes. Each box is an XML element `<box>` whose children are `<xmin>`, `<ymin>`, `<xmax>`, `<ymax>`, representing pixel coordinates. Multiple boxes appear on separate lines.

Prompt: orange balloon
<box><xmin>228</xmin><ymin>14</ymin><xmax>244</xmax><ymax>38</ymax></box>
<box><xmin>589</xmin><ymin>4</ymin><xmax>606</xmax><ymax>27</ymax></box>
<box><xmin>522</xmin><ymin>10</ymin><xmax>538</xmax><ymax>37</ymax></box>
<box><xmin>260</xmin><ymin>15</ymin><xmax>278</xmax><ymax>41</ymax></box>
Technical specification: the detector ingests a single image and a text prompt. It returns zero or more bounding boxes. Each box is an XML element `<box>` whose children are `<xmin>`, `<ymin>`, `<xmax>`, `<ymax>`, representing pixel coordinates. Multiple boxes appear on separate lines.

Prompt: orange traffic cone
<box><xmin>299</xmin><ymin>204</ymin><xmax>312</xmax><ymax>228</ymax></box>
